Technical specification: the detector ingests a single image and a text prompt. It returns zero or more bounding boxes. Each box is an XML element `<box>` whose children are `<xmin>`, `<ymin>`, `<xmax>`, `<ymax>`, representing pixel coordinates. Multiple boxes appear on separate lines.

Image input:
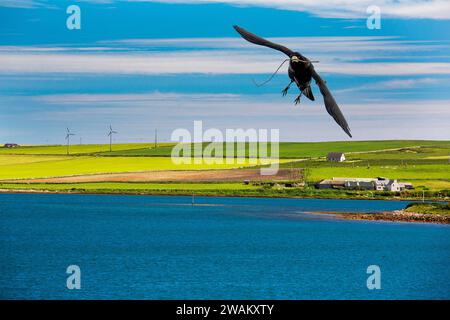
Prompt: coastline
<box><xmin>306</xmin><ymin>210</ymin><xmax>450</xmax><ymax>225</ymax></box>
<box><xmin>0</xmin><ymin>187</ymin><xmax>419</xmax><ymax>201</ymax></box>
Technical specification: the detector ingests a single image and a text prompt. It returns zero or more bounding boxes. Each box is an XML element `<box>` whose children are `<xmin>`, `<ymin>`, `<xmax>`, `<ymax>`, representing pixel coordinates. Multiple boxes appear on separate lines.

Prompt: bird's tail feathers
<box><xmin>302</xmin><ymin>86</ymin><xmax>315</xmax><ymax>101</ymax></box>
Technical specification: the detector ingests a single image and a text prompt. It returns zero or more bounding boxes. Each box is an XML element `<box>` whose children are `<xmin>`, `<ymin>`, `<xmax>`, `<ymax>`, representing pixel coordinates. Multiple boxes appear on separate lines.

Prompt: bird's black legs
<box><xmin>294</xmin><ymin>92</ymin><xmax>302</xmax><ymax>105</ymax></box>
<box><xmin>281</xmin><ymin>81</ymin><xmax>293</xmax><ymax>96</ymax></box>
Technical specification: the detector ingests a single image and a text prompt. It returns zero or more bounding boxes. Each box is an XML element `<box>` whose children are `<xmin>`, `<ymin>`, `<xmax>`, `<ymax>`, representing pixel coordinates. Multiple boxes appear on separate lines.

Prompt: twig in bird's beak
<box><xmin>299</xmin><ymin>59</ymin><xmax>319</xmax><ymax>63</ymax></box>
<box><xmin>291</xmin><ymin>56</ymin><xmax>319</xmax><ymax>63</ymax></box>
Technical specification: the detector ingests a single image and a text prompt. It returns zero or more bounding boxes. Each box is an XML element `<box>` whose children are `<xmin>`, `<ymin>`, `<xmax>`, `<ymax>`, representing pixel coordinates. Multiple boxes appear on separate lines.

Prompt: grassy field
<box><xmin>99</xmin><ymin>145</ymin><xmax>176</xmax><ymax>156</ymax></box>
<box><xmin>96</xmin><ymin>140</ymin><xmax>450</xmax><ymax>158</ymax></box>
<box><xmin>295</xmin><ymin>163</ymin><xmax>450</xmax><ymax>187</ymax></box>
<box><xmin>0</xmin><ymin>140</ymin><xmax>449</xmax><ymax>197</ymax></box>
<box><xmin>0</xmin><ymin>155</ymin><xmax>288</xmax><ymax>180</ymax></box>
<box><xmin>4</xmin><ymin>140</ymin><xmax>448</xmax><ymax>158</ymax></box>
<box><xmin>405</xmin><ymin>203</ymin><xmax>450</xmax><ymax>215</ymax></box>
<box><xmin>0</xmin><ymin>182</ymin><xmax>257</xmax><ymax>191</ymax></box>
<box><xmin>0</xmin><ymin>143</ymin><xmax>173</xmax><ymax>155</ymax></box>
<box><xmin>278</xmin><ymin>143</ymin><xmax>450</xmax><ymax>190</ymax></box>
<box><xmin>0</xmin><ymin>155</ymin><xmax>64</xmax><ymax>165</ymax></box>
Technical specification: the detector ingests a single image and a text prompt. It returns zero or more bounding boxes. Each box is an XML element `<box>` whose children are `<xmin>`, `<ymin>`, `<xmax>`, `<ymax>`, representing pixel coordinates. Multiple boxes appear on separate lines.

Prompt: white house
<box><xmin>375</xmin><ymin>179</ymin><xmax>402</xmax><ymax>192</ymax></box>
<box><xmin>327</xmin><ymin>152</ymin><xmax>345</xmax><ymax>162</ymax></box>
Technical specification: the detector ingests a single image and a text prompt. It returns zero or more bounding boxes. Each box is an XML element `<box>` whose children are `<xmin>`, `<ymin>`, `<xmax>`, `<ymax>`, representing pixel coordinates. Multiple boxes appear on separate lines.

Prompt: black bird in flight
<box><xmin>233</xmin><ymin>25</ymin><xmax>352</xmax><ymax>138</ymax></box>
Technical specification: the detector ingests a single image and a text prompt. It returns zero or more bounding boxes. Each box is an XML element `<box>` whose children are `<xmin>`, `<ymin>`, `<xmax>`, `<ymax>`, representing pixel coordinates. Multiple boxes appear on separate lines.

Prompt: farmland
<box><xmin>0</xmin><ymin>182</ymin><xmax>257</xmax><ymax>192</ymax></box>
<box><xmin>0</xmin><ymin>155</ymin><xmax>289</xmax><ymax>180</ymax></box>
<box><xmin>279</xmin><ymin>143</ymin><xmax>450</xmax><ymax>190</ymax></box>
<box><xmin>0</xmin><ymin>143</ymin><xmax>171</xmax><ymax>155</ymax></box>
<box><xmin>96</xmin><ymin>140</ymin><xmax>450</xmax><ymax>158</ymax></box>
<box><xmin>0</xmin><ymin>140</ymin><xmax>449</xmax><ymax>199</ymax></box>
<box><xmin>3</xmin><ymin>140</ymin><xmax>448</xmax><ymax>158</ymax></box>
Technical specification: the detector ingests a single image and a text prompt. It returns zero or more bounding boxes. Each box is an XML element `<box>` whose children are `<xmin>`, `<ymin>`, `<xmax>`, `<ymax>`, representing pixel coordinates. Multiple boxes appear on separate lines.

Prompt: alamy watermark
<box><xmin>367</xmin><ymin>5</ymin><xmax>381</xmax><ymax>30</ymax></box>
<box><xmin>66</xmin><ymin>5</ymin><xmax>81</xmax><ymax>30</ymax></box>
<box><xmin>366</xmin><ymin>265</ymin><xmax>381</xmax><ymax>290</ymax></box>
<box><xmin>66</xmin><ymin>265</ymin><xmax>81</xmax><ymax>290</ymax></box>
<box><xmin>170</xmin><ymin>121</ymin><xmax>280</xmax><ymax>175</ymax></box>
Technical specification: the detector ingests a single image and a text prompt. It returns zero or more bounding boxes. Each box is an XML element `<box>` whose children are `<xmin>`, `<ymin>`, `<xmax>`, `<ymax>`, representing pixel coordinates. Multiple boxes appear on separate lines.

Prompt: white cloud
<box><xmin>380</xmin><ymin>78</ymin><xmax>439</xmax><ymax>89</ymax></box>
<box><xmin>103</xmin><ymin>36</ymin><xmax>450</xmax><ymax>54</ymax></box>
<box><xmin>1</xmin><ymin>50</ymin><xmax>449</xmax><ymax>76</ymax></box>
<box><xmin>122</xmin><ymin>0</ymin><xmax>450</xmax><ymax>20</ymax></box>
<box><xmin>1</xmin><ymin>35</ymin><xmax>449</xmax><ymax>76</ymax></box>
<box><xmin>0</xmin><ymin>0</ymin><xmax>48</xmax><ymax>8</ymax></box>
<box><xmin>2</xmin><ymin>0</ymin><xmax>449</xmax><ymax>20</ymax></box>
<box><xmin>336</xmin><ymin>77</ymin><xmax>441</xmax><ymax>94</ymax></box>
<box><xmin>32</xmin><ymin>91</ymin><xmax>450</xmax><ymax>116</ymax></box>
<box><xmin>35</xmin><ymin>92</ymin><xmax>241</xmax><ymax>105</ymax></box>
<box><xmin>14</xmin><ymin>92</ymin><xmax>450</xmax><ymax>141</ymax></box>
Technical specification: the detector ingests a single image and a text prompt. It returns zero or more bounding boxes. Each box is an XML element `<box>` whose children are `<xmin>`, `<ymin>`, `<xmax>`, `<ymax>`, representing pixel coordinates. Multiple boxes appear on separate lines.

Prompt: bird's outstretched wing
<box><xmin>310</xmin><ymin>67</ymin><xmax>352</xmax><ymax>138</ymax></box>
<box><xmin>233</xmin><ymin>25</ymin><xmax>294</xmax><ymax>57</ymax></box>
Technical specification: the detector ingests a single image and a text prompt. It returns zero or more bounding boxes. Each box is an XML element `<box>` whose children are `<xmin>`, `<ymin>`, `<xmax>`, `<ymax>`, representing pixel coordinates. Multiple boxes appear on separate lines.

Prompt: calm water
<box><xmin>0</xmin><ymin>193</ymin><xmax>449</xmax><ymax>300</ymax></box>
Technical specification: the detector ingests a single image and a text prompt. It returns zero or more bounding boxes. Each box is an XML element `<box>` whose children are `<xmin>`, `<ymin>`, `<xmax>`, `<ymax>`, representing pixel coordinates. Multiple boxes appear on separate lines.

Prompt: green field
<box><xmin>0</xmin><ymin>140</ymin><xmax>449</xmax><ymax>196</ymax></box>
<box><xmin>96</xmin><ymin>140</ymin><xmax>450</xmax><ymax>158</ymax></box>
<box><xmin>0</xmin><ymin>155</ymin><xmax>64</xmax><ymax>165</ymax></box>
<box><xmin>405</xmin><ymin>203</ymin><xmax>450</xmax><ymax>215</ymax></box>
<box><xmin>0</xmin><ymin>143</ymin><xmax>173</xmax><ymax>155</ymax></box>
<box><xmin>280</xmin><ymin>158</ymin><xmax>450</xmax><ymax>187</ymax></box>
<box><xmin>277</xmin><ymin>143</ymin><xmax>450</xmax><ymax>190</ymax></box>
<box><xmin>4</xmin><ymin>140</ymin><xmax>448</xmax><ymax>158</ymax></box>
<box><xmin>0</xmin><ymin>182</ymin><xmax>257</xmax><ymax>191</ymax></box>
<box><xmin>0</xmin><ymin>155</ymin><xmax>287</xmax><ymax>180</ymax></box>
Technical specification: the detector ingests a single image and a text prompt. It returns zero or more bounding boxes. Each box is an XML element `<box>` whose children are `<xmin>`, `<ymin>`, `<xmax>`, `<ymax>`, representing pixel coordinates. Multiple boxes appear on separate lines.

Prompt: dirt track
<box><xmin>16</xmin><ymin>169</ymin><xmax>298</xmax><ymax>183</ymax></box>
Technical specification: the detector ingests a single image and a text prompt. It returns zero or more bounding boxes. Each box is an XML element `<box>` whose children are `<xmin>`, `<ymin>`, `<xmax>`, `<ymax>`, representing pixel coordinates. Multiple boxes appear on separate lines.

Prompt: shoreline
<box><xmin>0</xmin><ymin>187</ymin><xmax>418</xmax><ymax>201</ymax></box>
<box><xmin>306</xmin><ymin>210</ymin><xmax>450</xmax><ymax>225</ymax></box>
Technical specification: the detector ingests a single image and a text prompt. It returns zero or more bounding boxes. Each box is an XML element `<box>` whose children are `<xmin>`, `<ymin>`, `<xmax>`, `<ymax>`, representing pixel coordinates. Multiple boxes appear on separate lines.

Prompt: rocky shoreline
<box><xmin>311</xmin><ymin>210</ymin><xmax>450</xmax><ymax>224</ymax></box>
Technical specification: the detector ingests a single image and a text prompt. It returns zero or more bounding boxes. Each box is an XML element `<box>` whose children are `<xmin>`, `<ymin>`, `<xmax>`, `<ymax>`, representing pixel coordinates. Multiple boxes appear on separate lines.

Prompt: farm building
<box><xmin>316</xmin><ymin>177</ymin><xmax>374</xmax><ymax>190</ymax></box>
<box><xmin>3</xmin><ymin>143</ymin><xmax>19</xmax><ymax>148</ymax></box>
<box><xmin>375</xmin><ymin>179</ymin><xmax>401</xmax><ymax>192</ymax></box>
<box><xmin>401</xmin><ymin>182</ymin><xmax>414</xmax><ymax>190</ymax></box>
<box><xmin>327</xmin><ymin>152</ymin><xmax>345</xmax><ymax>162</ymax></box>
<box><xmin>345</xmin><ymin>179</ymin><xmax>376</xmax><ymax>190</ymax></box>
<box><xmin>316</xmin><ymin>178</ymin><xmax>346</xmax><ymax>189</ymax></box>
<box><xmin>316</xmin><ymin>177</ymin><xmax>413</xmax><ymax>192</ymax></box>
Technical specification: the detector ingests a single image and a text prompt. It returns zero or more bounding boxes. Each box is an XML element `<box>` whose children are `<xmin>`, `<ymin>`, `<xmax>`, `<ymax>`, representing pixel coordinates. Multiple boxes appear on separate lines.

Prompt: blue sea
<box><xmin>0</xmin><ymin>193</ymin><xmax>449</xmax><ymax>299</ymax></box>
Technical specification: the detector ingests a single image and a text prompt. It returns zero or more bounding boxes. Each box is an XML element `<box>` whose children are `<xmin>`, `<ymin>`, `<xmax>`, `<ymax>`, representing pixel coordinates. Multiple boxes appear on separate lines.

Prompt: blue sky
<box><xmin>0</xmin><ymin>0</ymin><xmax>450</xmax><ymax>143</ymax></box>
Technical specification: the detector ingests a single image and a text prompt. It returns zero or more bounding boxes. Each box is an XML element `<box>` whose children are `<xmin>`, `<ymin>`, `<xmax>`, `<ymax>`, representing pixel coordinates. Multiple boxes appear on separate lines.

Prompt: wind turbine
<box><xmin>108</xmin><ymin>125</ymin><xmax>118</xmax><ymax>152</ymax></box>
<box><xmin>65</xmin><ymin>128</ymin><xmax>75</xmax><ymax>156</ymax></box>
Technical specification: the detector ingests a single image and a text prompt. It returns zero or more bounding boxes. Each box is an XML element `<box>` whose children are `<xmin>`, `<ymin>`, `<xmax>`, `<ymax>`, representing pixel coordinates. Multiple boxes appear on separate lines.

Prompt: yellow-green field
<box><xmin>0</xmin><ymin>182</ymin><xmax>257</xmax><ymax>191</ymax></box>
<box><xmin>0</xmin><ymin>141</ymin><xmax>449</xmax><ymax>196</ymax></box>
<box><xmin>4</xmin><ymin>140</ymin><xmax>449</xmax><ymax>158</ymax></box>
<box><xmin>0</xmin><ymin>155</ymin><xmax>64</xmax><ymax>166</ymax></box>
<box><xmin>0</xmin><ymin>155</ymin><xmax>291</xmax><ymax>180</ymax></box>
<box><xmin>0</xmin><ymin>143</ymin><xmax>174</xmax><ymax>155</ymax></box>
